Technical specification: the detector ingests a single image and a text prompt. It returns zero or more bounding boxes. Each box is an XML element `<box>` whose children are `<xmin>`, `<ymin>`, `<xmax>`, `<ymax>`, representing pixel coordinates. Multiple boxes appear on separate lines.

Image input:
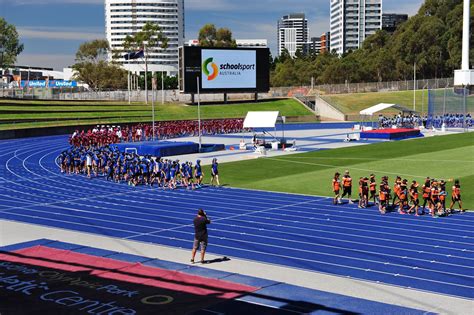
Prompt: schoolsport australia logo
<box><xmin>202</xmin><ymin>57</ymin><xmax>219</xmax><ymax>81</ymax></box>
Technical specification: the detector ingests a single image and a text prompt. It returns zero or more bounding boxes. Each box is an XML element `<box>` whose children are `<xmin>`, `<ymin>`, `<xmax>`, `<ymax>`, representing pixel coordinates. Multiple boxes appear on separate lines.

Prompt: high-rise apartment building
<box><xmin>303</xmin><ymin>37</ymin><xmax>322</xmax><ymax>56</ymax></box>
<box><xmin>105</xmin><ymin>0</ymin><xmax>185</xmax><ymax>75</ymax></box>
<box><xmin>382</xmin><ymin>13</ymin><xmax>408</xmax><ymax>33</ymax></box>
<box><xmin>278</xmin><ymin>13</ymin><xmax>309</xmax><ymax>57</ymax></box>
<box><xmin>320</xmin><ymin>32</ymin><xmax>331</xmax><ymax>53</ymax></box>
<box><xmin>330</xmin><ymin>0</ymin><xmax>382</xmax><ymax>55</ymax></box>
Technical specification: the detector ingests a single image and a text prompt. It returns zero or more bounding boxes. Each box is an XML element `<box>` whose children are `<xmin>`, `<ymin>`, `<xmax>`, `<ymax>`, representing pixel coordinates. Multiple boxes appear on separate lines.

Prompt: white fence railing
<box><xmin>1</xmin><ymin>78</ymin><xmax>455</xmax><ymax>101</ymax></box>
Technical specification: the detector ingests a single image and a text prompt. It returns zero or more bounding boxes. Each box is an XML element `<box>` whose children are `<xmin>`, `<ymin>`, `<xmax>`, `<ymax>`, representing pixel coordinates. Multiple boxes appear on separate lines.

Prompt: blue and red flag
<box><xmin>123</xmin><ymin>49</ymin><xmax>144</xmax><ymax>60</ymax></box>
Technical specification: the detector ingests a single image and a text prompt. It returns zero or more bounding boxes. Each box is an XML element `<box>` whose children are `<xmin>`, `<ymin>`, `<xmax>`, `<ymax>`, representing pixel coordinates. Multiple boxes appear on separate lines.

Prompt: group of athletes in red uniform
<box><xmin>69</xmin><ymin>119</ymin><xmax>245</xmax><ymax>148</ymax></box>
<box><xmin>332</xmin><ymin>171</ymin><xmax>464</xmax><ymax>217</ymax></box>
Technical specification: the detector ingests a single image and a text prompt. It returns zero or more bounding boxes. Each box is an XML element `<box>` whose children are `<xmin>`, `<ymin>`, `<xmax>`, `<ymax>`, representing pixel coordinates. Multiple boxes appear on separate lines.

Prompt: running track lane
<box><xmin>0</xmin><ymin>135</ymin><xmax>473</xmax><ymax>299</ymax></box>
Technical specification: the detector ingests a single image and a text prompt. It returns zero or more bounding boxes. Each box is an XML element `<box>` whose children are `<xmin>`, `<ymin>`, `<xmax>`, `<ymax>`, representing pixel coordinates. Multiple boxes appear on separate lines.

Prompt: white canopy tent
<box><xmin>359</xmin><ymin>103</ymin><xmax>418</xmax><ymax>129</ymax></box>
<box><xmin>359</xmin><ymin>103</ymin><xmax>416</xmax><ymax>116</ymax></box>
<box><xmin>243</xmin><ymin>111</ymin><xmax>286</xmax><ymax>148</ymax></box>
<box><xmin>243</xmin><ymin>111</ymin><xmax>280</xmax><ymax>128</ymax></box>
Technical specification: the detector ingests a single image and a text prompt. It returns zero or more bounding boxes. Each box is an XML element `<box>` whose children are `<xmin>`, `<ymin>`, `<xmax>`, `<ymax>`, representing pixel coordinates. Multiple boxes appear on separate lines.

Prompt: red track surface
<box><xmin>1</xmin><ymin>246</ymin><xmax>257</xmax><ymax>298</ymax></box>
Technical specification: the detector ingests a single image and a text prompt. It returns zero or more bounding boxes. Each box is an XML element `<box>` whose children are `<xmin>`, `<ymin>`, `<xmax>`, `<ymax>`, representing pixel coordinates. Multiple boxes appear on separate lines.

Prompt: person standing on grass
<box><xmin>191</xmin><ymin>209</ymin><xmax>211</xmax><ymax>264</ymax></box>
<box><xmin>449</xmin><ymin>179</ymin><xmax>464</xmax><ymax>213</ymax></box>
<box><xmin>211</xmin><ymin>158</ymin><xmax>220</xmax><ymax>187</ymax></box>
<box><xmin>332</xmin><ymin>172</ymin><xmax>341</xmax><ymax>205</ymax></box>
<box><xmin>341</xmin><ymin>170</ymin><xmax>353</xmax><ymax>204</ymax></box>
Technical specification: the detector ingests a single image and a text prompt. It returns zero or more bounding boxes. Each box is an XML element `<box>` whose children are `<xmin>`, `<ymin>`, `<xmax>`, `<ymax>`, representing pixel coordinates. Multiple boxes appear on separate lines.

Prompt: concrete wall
<box><xmin>315</xmin><ymin>95</ymin><xmax>346</xmax><ymax>121</ymax></box>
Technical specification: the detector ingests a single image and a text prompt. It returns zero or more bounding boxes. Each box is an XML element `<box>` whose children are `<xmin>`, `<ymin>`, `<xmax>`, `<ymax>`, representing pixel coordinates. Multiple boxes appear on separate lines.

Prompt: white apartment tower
<box><xmin>330</xmin><ymin>0</ymin><xmax>382</xmax><ymax>55</ymax></box>
<box><xmin>278</xmin><ymin>13</ymin><xmax>309</xmax><ymax>57</ymax></box>
<box><xmin>105</xmin><ymin>0</ymin><xmax>185</xmax><ymax>75</ymax></box>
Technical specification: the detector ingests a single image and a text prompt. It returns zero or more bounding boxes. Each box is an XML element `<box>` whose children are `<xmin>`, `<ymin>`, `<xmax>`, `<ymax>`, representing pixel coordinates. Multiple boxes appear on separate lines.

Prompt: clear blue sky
<box><xmin>2</xmin><ymin>0</ymin><xmax>424</xmax><ymax>70</ymax></box>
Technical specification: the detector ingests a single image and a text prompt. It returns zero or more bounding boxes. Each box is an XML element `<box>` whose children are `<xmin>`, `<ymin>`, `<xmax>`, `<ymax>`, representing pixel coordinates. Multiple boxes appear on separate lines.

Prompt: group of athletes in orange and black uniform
<box><xmin>332</xmin><ymin>171</ymin><xmax>465</xmax><ymax>217</ymax></box>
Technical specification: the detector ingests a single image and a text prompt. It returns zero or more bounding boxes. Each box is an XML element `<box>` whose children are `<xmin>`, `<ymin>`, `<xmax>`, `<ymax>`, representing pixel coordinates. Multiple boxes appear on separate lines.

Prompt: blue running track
<box><xmin>0</xmin><ymin>135</ymin><xmax>473</xmax><ymax>300</ymax></box>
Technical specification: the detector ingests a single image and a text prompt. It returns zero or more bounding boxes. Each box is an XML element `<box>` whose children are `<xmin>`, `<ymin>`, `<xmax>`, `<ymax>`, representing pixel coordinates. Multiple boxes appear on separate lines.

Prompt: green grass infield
<box><xmin>203</xmin><ymin>133</ymin><xmax>474</xmax><ymax>210</ymax></box>
<box><xmin>323</xmin><ymin>90</ymin><xmax>474</xmax><ymax>116</ymax></box>
<box><xmin>0</xmin><ymin>98</ymin><xmax>315</xmax><ymax>131</ymax></box>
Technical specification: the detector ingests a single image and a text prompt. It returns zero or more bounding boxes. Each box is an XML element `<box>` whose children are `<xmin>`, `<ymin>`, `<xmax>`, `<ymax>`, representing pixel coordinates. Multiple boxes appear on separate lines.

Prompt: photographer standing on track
<box><xmin>191</xmin><ymin>209</ymin><xmax>211</xmax><ymax>264</ymax></box>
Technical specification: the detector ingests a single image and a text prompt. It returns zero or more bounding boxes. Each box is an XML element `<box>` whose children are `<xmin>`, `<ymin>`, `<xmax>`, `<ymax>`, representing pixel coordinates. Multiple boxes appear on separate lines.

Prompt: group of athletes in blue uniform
<box><xmin>57</xmin><ymin>145</ymin><xmax>221</xmax><ymax>189</ymax></box>
<box><xmin>332</xmin><ymin>171</ymin><xmax>464</xmax><ymax>218</ymax></box>
<box><xmin>378</xmin><ymin>113</ymin><xmax>472</xmax><ymax>129</ymax></box>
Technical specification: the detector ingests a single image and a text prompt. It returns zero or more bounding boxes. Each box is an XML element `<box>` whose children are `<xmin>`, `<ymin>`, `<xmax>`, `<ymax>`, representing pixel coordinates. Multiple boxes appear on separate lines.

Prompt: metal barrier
<box><xmin>1</xmin><ymin>78</ymin><xmax>455</xmax><ymax>101</ymax></box>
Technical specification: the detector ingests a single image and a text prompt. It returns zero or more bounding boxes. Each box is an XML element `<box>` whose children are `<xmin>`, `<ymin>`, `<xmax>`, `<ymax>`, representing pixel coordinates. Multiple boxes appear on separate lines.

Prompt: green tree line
<box><xmin>271</xmin><ymin>0</ymin><xmax>473</xmax><ymax>87</ymax></box>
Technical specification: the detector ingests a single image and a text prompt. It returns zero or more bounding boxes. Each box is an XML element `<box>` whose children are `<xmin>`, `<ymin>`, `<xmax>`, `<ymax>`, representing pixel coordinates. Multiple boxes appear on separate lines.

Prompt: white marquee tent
<box><xmin>243</xmin><ymin>111</ymin><xmax>286</xmax><ymax>147</ymax></box>
<box><xmin>243</xmin><ymin>111</ymin><xmax>280</xmax><ymax>128</ymax></box>
<box><xmin>359</xmin><ymin>103</ymin><xmax>418</xmax><ymax>128</ymax></box>
<box><xmin>359</xmin><ymin>103</ymin><xmax>416</xmax><ymax>116</ymax></box>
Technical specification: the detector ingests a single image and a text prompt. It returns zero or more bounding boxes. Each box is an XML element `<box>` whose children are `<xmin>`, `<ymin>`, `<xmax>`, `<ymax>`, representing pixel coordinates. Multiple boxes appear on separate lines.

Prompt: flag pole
<box><xmin>128</xmin><ymin>56</ymin><xmax>131</xmax><ymax>105</ymax></box>
<box><xmin>197</xmin><ymin>76</ymin><xmax>202</xmax><ymax>151</ymax></box>
<box><xmin>144</xmin><ymin>42</ymin><xmax>148</xmax><ymax>105</ymax></box>
<box><xmin>161</xmin><ymin>69</ymin><xmax>164</xmax><ymax>104</ymax></box>
<box><xmin>152</xmin><ymin>76</ymin><xmax>155</xmax><ymax>141</ymax></box>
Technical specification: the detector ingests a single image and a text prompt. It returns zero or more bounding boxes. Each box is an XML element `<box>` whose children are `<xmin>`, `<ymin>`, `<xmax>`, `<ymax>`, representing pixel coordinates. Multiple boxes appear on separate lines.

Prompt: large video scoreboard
<box><xmin>179</xmin><ymin>46</ymin><xmax>270</xmax><ymax>94</ymax></box>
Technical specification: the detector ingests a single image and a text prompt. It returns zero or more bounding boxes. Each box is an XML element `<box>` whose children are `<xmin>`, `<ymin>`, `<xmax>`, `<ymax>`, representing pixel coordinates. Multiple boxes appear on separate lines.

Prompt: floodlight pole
<box><xmin>421</xmin><ymin>83</ymin><xmax>428</xmax><ymax>118</ymax></box>
<box><xmin>413</xmin><ymin>62</ymin><xmax>416</xmax><ymax>111</ymax></box>
<box><xmin>197</xmin><ymin>76</ymin><xmax>202</xmax><ymax>151</ymax></box>
<box><xmin>144</xmin><ymin>42</ymin><xmax>148</xmax><ymax>104</ymax></box>
<box><xmin>161</xmin><ymin>69</ymin><xmax>165</xmax><ymax>104</ymax></box>
<box><xmin>152</xmin><ymin>76</ymin><xmax>155</xmax><ymax>141</ymax></box>
<box><xmin>128</xmin><ymin>58</ymin><xmax>131</xmax><ymax>104</ymax></box>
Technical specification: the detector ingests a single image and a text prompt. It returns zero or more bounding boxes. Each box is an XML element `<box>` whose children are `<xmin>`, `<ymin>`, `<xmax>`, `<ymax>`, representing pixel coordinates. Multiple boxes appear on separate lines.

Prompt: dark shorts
<box><xmin>343</xmin><ymin>187</ymin><xmax>351</xmax><ymax>195</ymax></box>
<box><xmin>193</xmin><ymin>237</ymin><xmax>208</xmax><ymax>250</ymax></box>
<box><xmin>333</xmin><ymin>189</ymin><xmax>340</xmax><ymax>195</ymax></box>
<box><xmin>452</xmin><ymin>195</ymin><xmax>461</xmax><ymax>202</ymax></box>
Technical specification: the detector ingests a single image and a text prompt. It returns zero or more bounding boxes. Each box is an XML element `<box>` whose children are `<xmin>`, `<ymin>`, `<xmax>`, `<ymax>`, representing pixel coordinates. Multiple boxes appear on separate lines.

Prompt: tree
<box><xmin>0</xmin><ymin>18</ymin><xmax>24</xmax><ymax>67</ymax></box>
<box><xmin>198</xmin><ymin>24</ymin><xmax>237</xmax><ymax>47</ymax></box>
<box><xmin>123</xmin><ymin>22</ymin><xmax>168</xmax><ymax>52</ymax></box>
<box><xmin>278</xmin><ymin>48</ymin><xmax>292</xmax><ymax>63</ymax></box>
<box><xmin>270</xmin><ymin>0</ymin><xmax>471</xmax><ymax>86</ymax></box>
<box><xmin>72</xmin><ymin>39</ymin><xmax>127</xmax><ymax>90</ymax></box>
<box><xmin>122</xmin><ymin>22</ymin><xmax>169</xmax><ymax>92</ymax></box>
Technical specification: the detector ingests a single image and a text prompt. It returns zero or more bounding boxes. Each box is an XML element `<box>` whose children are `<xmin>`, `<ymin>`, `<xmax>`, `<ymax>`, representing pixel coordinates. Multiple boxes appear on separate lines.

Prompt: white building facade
<box><xmin>277</xmin><ymin>13</ymin><xmax>308</xmax><ymax>57</ymax></box>
<box><xmin>330</xmin><ymin>0</ymin><xmax>382</xmax><ymax>55</ymax></box>
<box><xmin>105</xmin><ymin>0</ymin><xmax>185</xmax><ymax>75</ymax></box>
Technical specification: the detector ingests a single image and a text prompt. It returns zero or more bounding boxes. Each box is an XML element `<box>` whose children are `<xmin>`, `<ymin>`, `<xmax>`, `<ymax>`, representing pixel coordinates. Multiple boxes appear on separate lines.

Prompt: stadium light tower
<box><xmin>454</xmin><ymin>0</ymin><xmax>474</xmax><ymax>87</ymax></box>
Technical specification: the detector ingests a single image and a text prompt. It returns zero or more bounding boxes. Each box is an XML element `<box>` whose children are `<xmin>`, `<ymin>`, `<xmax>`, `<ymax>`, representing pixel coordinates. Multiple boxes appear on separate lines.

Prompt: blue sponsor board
<box><xmin>20</xmin><ymin>80</ymin><xmax>78</xmax><ymax>88</ymax></box>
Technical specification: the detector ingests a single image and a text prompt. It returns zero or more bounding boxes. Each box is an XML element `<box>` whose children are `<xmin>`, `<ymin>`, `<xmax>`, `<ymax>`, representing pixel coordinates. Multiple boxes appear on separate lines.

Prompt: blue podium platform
<box><xmin>113</xmin><ymin>141</ymin><xmax>225</xmax><ymax>157</ymax></box>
